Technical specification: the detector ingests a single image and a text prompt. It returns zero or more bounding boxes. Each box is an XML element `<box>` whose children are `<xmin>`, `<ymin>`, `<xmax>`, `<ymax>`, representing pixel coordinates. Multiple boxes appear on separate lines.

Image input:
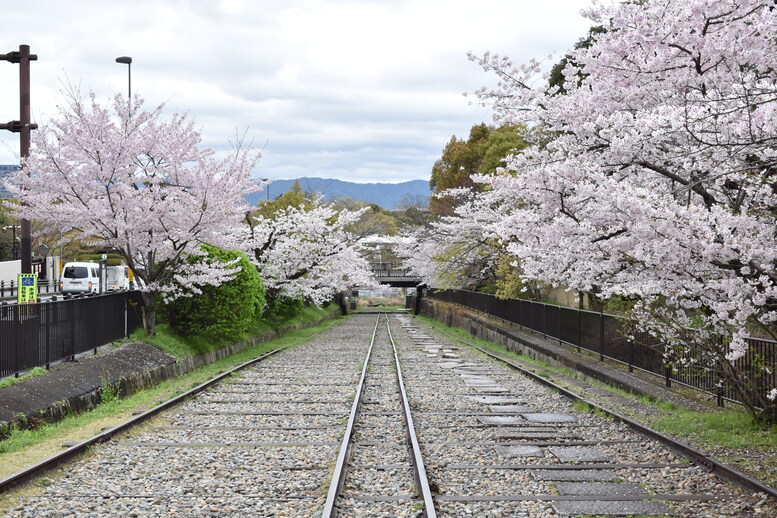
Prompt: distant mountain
<box><xmin>246</xmin><ymin>177</ymin><xmax>430</xmax><ymax>210</ymax></box>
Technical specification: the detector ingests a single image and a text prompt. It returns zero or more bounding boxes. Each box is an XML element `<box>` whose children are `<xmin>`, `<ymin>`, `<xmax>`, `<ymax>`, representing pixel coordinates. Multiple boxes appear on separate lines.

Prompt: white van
<box><xmin>60</xmin><ymin>262</ymin><xmax>100</xmax><ymax>295</ymax></box>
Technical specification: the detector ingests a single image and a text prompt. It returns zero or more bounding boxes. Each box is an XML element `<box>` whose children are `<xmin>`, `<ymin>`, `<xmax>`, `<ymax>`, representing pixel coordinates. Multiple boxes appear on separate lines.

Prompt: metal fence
<box><xmin>370</xmin><ymin>261</ymin><xmax>414</xmax><ymax>278</ymax></box>
<box><xmin>426</xmin><ymin>288</ymin><xmax>777</xmax><ymax>405</ymax></box>
<box><xmin>0</xmin><ymin>278</ymin><xmax>61</xmax><ymax>298</ymax></box>
<box><xmin>0</xmin><ymin>291</ymin><xmax>143</xmax><ymax>378</ymax></box>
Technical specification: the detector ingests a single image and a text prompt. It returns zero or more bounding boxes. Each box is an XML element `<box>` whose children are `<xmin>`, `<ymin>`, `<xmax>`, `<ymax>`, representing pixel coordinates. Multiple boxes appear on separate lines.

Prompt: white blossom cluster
<box><xmin>244</xmin><ymin>200</ymin><xmax>378</xmax><ymax>305</ymax></box>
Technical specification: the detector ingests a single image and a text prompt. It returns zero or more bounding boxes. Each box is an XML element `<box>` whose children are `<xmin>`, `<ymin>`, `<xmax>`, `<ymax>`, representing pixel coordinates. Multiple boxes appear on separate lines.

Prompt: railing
<box><xmin>0</xmin><ymin>278</ymin><xmax>61</xmax><ymax>298</ymax></box>
<box><xmin>370</xmin><ymin>261</ymin><xmax>416</xmax><ymax>278</ymax></box>
<box><xmin>0</xmin><ymin>291</ymin><xmax>143</xmax><ymax>378</ymax></box>
<box><xmin>425</xmin><ymin>289</ymin><xmax>777</xmax><ymax>405</ymax></box>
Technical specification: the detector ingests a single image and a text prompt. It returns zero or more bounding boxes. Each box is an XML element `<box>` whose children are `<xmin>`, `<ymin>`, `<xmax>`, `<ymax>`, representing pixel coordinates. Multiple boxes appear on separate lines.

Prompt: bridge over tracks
<box><xmin>370</xmin><ymin>261</ymin><xmax>421</xmax><ymax>287</ymax></box>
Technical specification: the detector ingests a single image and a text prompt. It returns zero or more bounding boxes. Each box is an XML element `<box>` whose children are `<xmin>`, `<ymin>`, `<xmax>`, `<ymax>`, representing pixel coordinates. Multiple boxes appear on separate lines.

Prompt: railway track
<box><xmin>0</xmin><ymin>312</ymin><xmax>772</xmax><ymax>517</ymax></box>
<box><xmin>322</xmin><ymin>313</ymin><xmax>435</xmax><ymax>516</ymax></box>
<box><xmin>390</xmin><ymin>314</ymin><xmax>772</xmax><ymax>516</ymax></box>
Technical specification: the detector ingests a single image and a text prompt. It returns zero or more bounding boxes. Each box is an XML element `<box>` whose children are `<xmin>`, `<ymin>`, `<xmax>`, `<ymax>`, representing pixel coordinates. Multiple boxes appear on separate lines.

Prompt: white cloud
<box><xmin>0</xmin><ymin>0</ymin><xmax>593</xmax><ymax>182</ymax></box>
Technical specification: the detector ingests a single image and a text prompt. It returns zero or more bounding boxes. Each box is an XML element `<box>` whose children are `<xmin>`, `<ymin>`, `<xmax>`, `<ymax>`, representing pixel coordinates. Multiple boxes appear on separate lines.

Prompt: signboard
<box><xmin>0</xmin><ymin>165</ymin><xmax>19</xmax><ymax>199</ymax></box>
<box><xmin>17</xmin><ymin>273</ymin><xmax>37</xmax><ymax>304</ymax></box>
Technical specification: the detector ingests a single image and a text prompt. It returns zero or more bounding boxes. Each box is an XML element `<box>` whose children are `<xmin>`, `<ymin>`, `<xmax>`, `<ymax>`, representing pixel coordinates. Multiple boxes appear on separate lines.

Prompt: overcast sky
<box><xmin>0</xmin><ymin>0</ymin><xmax>592</xmax><ymax>184</ymax></box>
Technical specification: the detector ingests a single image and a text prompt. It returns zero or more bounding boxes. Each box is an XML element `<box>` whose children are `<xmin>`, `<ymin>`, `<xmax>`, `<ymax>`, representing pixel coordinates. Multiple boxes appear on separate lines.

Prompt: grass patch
<box><xmin>0</xmin><ymin>310</ymin><xmax>344</xmax><ymax>482</ymax></box>
<box><xmin>573</xmin><ymin>400</ymin><xmax>592</xmax><ymax>413</ymax></box>
<box><xmin>0</xmin><ymin>367</ymin><xmax>48</xmax><ymax>389</ymax></box>
<box><xmin>130</xmin><ymin>303</ymin><xmax>339</xmax><ymax>359</ymax></box>
<box><xmin>650</xmin><ymin>408</ymin><xmax>777</xmax><ymax>450</ymax></box>
<box><xmin>648</xmin><ymin>407</ymin><xmax>777</xmax><ymax>486</ymax></box>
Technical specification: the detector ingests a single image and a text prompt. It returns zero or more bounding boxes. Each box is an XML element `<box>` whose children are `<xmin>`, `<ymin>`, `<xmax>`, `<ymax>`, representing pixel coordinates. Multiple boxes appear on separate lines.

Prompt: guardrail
<box><xmin>0</xmin><ymin>291</ymin><xmax>143</xmax><ymax>378</ymax></box>
<box><xmin>0</xmin><ymin>278</ymin><xmax>60</xmax><ymax>298</ymax></box>
<box><xmin>424</xmin><ymin>288</ymin><xmax>777</xmax><ymax>406</ymax></box>
<box><xmin>369</xmin><ymin>261</ymin><xmax>415</xmax><ymax>278</ymax></box>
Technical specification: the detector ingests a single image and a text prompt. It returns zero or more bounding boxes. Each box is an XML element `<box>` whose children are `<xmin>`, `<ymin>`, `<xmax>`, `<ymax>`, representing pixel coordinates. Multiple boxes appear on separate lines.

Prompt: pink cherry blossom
<box><xmin>244</xmin><ymin>199</ymin><xmax>378</xmax><ymax>305</ymax></box>
<box><xmin>408</xmin><ymin>0</ymin><xmax>777</xmax><ymax>421</ymax></box>
<box><xmin>5</xmin><ymin>89</ymin><xmax>263</xmax><ymax>334</ymax></box>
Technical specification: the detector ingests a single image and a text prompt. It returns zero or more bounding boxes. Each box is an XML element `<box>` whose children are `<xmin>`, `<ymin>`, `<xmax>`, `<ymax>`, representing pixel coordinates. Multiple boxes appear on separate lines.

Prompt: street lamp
<box><xmin>115</xmin><ymin>56</ymin><xmax>132</xmax><ymax>100</ymax></box>
<box><xmin>262</xmin><ymin>178</ymin><xmax>270</xmax><ymax>201</ymax></box>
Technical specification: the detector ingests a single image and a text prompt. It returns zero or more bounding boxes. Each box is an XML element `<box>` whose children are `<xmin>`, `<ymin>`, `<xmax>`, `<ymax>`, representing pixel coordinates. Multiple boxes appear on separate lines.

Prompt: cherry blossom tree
<box><xmin>244</xmin><ymin>198</ymin><xmax>377</xmax><ymax>305</ymax></box>
<box><xmin>5</xmin><ymin>90</ymin><xmax>262</xmax><ymax>334</ymax></box>
<box><xmin>398</xmin><ymin>189</ymin><xmax>503</xmax><ymax>287</ymax></box>
<box><xmin>465</xmin><ymin>0</ymin><xmax>777</xmax><ymax>422</ymax></box>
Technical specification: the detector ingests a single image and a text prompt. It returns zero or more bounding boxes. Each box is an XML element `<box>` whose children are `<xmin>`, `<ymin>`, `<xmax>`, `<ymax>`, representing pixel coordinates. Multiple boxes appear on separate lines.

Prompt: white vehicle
<box><xmin>106</xmin><ymin>265</ymin><xmax>130</xmax><ymax>292</ymax></box>
<box><xmin>60</xmin><ymin>262</ymin><xmax>100</xmax><ymax>295</ymax></box>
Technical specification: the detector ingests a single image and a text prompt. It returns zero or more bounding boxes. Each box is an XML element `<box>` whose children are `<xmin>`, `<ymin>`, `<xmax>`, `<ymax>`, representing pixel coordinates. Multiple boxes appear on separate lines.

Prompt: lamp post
<box><xmin>115</xmin><ymin>56</ymin><xmax>132</xmax><ymax>100</ymax></box>
<box><xmin>262</xmin><ymin>178</ymin><xmax>270</xmax><ymax>201</ymax></box>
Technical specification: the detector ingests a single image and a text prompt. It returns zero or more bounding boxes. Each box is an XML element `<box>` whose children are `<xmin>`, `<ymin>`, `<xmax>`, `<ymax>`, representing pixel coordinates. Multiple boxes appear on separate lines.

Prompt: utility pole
<box><xmin>1</xmin><ymin>44</ymin><xmax>38</xmax><ymax>274</ymax></box>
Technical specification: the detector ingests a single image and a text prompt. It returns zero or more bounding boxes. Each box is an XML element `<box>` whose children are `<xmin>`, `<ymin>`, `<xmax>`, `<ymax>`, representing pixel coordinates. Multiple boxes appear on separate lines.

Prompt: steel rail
<box><xmin>434</xmin><ymin>327</ymin><xmax>777</xmax><ymax>499</ymax></box>
<box><xmin>385</xmin><ymin>314</ymin><xmax>438</xmax><ymax>517</ymax></box>
<box><xmin>0</xmin><ymin>325</ymin><xmax>333</xmax><ymax>494</ymax></box>
<box><xmin>322</xmin><ymin>314</ymin><xmax>381</xmax><ymax>517</ymax></box>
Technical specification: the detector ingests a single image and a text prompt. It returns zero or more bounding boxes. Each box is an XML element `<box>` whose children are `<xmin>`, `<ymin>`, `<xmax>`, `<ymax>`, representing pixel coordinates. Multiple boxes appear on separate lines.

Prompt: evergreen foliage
<box><xmin>164</xmin><ymin>245</ymin><xmax>265</xmax><ymax>341</ymax></box>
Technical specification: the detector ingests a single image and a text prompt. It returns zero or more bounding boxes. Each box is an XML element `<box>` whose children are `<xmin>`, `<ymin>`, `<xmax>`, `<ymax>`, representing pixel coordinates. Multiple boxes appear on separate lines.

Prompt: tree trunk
<box><xmin>141</xmin><ymin>291</ymin><xmax>157</xmax><ymax>336</ymax></box>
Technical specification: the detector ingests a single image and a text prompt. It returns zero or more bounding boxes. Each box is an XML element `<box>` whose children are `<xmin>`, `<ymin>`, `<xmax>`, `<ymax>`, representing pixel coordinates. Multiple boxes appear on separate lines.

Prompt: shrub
<box><xmin>263</xmin><ymin>295</ymin><xmax>305</xmax><ymax>322</ymax></box>
<box><xmin>164</xmin><ymin>245</ymin><xmax>265</xmax><ymax>341</ymax></box>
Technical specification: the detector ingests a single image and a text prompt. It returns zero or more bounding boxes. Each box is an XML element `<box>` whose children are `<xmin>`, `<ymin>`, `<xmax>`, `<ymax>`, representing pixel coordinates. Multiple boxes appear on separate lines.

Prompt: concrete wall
<box><xmin>546</xmin><ymin>287</ymin><xmax>592</xmax><ymax>310</ymax></box>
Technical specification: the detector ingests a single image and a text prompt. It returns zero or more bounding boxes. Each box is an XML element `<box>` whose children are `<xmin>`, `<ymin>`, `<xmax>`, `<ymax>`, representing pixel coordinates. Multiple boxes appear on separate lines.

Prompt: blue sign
<box><xmin>22</xmin><ymin>277</ymin><xmax>35</xmax><ymax>286</ymax></box>
<box><xmin>0</xmin><ymin>164</ymin><xmax>19</xmax><ymax>199</ymax></box>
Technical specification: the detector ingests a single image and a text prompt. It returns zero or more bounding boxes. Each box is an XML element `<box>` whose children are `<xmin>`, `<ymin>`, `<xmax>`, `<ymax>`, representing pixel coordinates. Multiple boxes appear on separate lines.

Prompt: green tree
<box><xmin>478</xmin><ymin>125</ymin><xmax>529</xmax><ymax>176</ymax></box>
<box><xmin>429</xmin><ymin>123</ymin><xmax>527</xmax><ymax>216</ymax></box>
<box><xmin>0</xmin><ymin>207</ymin><xmax>12</xmax><ymax>261</ymax></box>
<box><xmin>164</xmin><ymin>244</ymin><xmax>265</xmax><ymax>341</ymax></box>
<box><xmin>394</xmin><ymin>206</ymin><xmax>433</xmax><ymax>230</ymax></box>
<box><xmin>331</xmin><ymin>198</ymin><xmax>400</xmax><ymax>238</ymax></box>
<box><xmin>548</xmin><ymin>26</ymin><xmax>606</xmax><ymax>94</ymax></box>
<box><xmin>252</xmin><ymin>179</ymin><xmax>313</xmax><ymax>219</ymax></box>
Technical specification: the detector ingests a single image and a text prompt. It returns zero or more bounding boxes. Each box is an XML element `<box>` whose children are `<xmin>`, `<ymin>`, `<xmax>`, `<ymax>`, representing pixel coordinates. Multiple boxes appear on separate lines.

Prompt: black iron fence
<box><xmin>0</xmin><ymin>291</ymin><xmax>143</xmax><ymax>378</ymax></box>
<box><xmin>425</xmin><ymin>288</ymin><xmax>777</xmax><ymax>405</ymax></box>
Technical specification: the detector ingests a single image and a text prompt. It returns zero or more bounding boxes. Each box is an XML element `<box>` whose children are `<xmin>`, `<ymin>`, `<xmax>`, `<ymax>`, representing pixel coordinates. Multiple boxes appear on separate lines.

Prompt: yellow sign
<box><xmin>17</xmin><ymin>273</ymin><xmax>37</xmax><ymax>304</ymax></box>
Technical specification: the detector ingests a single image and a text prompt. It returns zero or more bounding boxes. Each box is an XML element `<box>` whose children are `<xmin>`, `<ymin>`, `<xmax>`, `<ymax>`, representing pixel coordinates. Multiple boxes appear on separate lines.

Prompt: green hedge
<box><xmin>164</xmin><ymin>245</ymin><xmax>266</xmax><ymax>341</ymax></box>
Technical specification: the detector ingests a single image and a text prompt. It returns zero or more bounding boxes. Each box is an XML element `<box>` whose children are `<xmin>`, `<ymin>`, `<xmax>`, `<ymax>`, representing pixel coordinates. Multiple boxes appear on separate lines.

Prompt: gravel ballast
<box><xmin>1</xmin><ymin>313</ymin><xmax>775</xmax><ymax>517</ymax></box>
